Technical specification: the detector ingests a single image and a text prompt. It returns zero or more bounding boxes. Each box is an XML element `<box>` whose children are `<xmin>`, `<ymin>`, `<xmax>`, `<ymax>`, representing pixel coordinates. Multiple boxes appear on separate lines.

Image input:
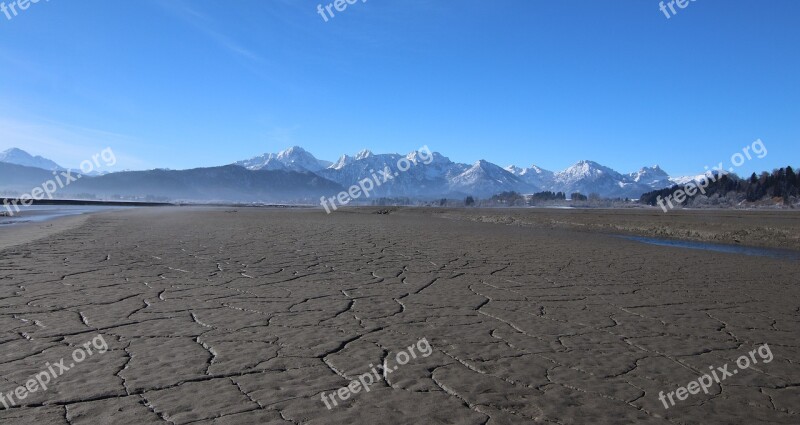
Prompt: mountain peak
<box><xmin>278</xmin><ymin>146</ymin><xmax>307</xmax><ymax>156</ymax></box>
<box><xmin>630</xmin><ymin>164</ymin><xmax>671</xmax><ymax>185</ymax></box>
<box><xmin>634</xmin><ymin>164</ymin><xmax>668</xmax><ymax>175</ymax></box>
<box><xmin>330</xmin><ymin>154</ymin><xmax>354</xmax><ymax>170</ymax></box>
<box><xmin>235</xmin><ymin>146</ymin><xmax>330</xmax><ymax>172</ymax></box>
<box><xmin>277</xmin><ymin>146</ymin><xmax>311</xmax><ymax>160</ymax></box>
<box><xmin>0</xmin><ymin>148</ymin><xmax>63</xmax><ymax>170</ymax></box>
<box><xmin>355</xmin><ymin>149</ymin><xmax>373</xmax><ymax>160</ymax></box>
<box><xmin>563</xmin><ymin>160</ymin><xmax>610</xmax><ymax>175</ymax></box>
<box><xmin>447</xmin><ymin>159</ymin><xmax>532</xmax><ymax>196</ymax></box>
<box><xmin>573</xmin><ymin>159</ymin><xmax>602</xmax><ymax>167</ymax></box>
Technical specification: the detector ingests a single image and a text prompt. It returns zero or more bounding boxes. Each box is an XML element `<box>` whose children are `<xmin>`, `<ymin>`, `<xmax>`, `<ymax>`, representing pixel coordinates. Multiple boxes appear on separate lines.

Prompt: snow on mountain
<box><xmin>318</xmin><ymin>151</ymin><xmax>401</xmax><ymax>186</ymax></box>
<box><xmin>554</xmin><ymin>160</ymin><xmax>618</xmax><ymax>183</ymax></box>
<box><xmin>0</xmin><ymin>148</ymin><xmax>63</xmax><ymax>171</ymax></box>
<box><xmin>317</xmin><ymin>151</ymin><xmax>410</xmax><ymax>196</ymax></box>
<box><xmin>318</xmin><ymin>151</ymin><xmax>424</xmax><ymax>197</ymax></box>
<box><xmin>233</xmin><ymin>147</ymin><xmax>684</xmax><ymax>199</ymax></box>
<box><xmin>330</xmin><ymin>154</ymin><xmax>355</xmax><ymax>170</ymax></box>
<box><xmin>407</xmin><ymin>151</ymin><xmax>468</xmax><ymax>181</ymax></box>
<box><xmin>505</xmin><ymin>165</ymin><xmax>523</xmax><ymax>175</ymax></box>
<box><xmin>276</xmin><ymin>146</ymin><xmax>333</xmax><ymax>171</ymax></box>
<box><xmin>550</xmin><ymin>160</ymin><xmax>654</xmax><ymax>199</ymax></box>
<box><xmin>234</xmin><ymin>146</ymin><xmax>332</xmax><ymax>172</ymax></box>
<box><xmin>629</xmin><ymin>165</ymin><xmax>672</xmax><ymax>189</ymax></box>
<box><xmin>449</xmin><ymin>160</ymin><xmax>536</xmax><ymax>196</ymax></box>
<box><xmin>670</xmin><ymin>175</ymin><xmax>700</xmax><ymax>185</ymax></box>
<box><xmin>505</xmin><ymin>164</ymin><xmax>555</xmax><ymax>189</ymax></box>
<box><xmin>234</xmin><ymin>153</ymin><xmax>287</xmax><ymax>171</ymax></box>
<box><xmin>355</xmin><ymin>149</ymin><xmax>373</xmax><ymax>160</ymax></box>
<box><xmin>668</xmin><ymin>170</ymin><xmax>732</xmax><ymax>187</ymax></box>
<box><xmin>317</xmin><ymin>149</ymin><xmax>533</xmax><ymax>198</ymax></box>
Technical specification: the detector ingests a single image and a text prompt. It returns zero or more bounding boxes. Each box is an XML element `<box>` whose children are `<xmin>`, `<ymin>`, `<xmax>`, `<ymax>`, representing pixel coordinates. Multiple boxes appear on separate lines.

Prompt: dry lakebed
<box><xmin>0</xmin><ymin>207</ymin><xmax>798</xmax><ymax>424</ymax></box>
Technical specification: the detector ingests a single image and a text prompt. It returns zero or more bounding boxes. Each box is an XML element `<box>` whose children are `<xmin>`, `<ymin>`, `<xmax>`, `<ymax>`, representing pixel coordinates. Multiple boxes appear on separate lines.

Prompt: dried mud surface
<box><xmin>0</xmin><ymin>207</ymin><xmax>798</xmax><ymax>424</ymax></box>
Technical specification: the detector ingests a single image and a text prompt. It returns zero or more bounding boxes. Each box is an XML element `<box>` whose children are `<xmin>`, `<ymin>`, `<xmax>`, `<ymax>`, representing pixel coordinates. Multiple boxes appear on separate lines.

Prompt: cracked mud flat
<box><xmin>0</xmin><ymin>207</ymin><xmax>798</xmax><ymax>424</ymax></box>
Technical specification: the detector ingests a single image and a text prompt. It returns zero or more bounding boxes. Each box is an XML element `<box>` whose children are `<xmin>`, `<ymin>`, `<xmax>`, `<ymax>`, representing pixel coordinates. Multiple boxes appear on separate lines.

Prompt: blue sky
<box><xmin>0</xmin><ymin>0</ymin><xmax>797</xmax><ymax>176</ymax></box>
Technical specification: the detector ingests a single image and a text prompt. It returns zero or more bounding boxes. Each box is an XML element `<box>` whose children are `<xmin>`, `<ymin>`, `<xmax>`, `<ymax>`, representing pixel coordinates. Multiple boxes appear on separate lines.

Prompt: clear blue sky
<box><xmin>0</xmin><ymin>0</ymin><xmax>797</xmax><ymax>176</ymax></box>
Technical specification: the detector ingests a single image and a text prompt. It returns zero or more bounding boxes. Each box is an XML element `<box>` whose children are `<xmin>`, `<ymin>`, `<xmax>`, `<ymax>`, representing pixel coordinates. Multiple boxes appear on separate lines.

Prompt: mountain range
<box><xmin>1</xmin><ymin>146</ymin><xmax>692</xmax><ymax>202</ymax></box>
<box><xmin>232</xmin><ymin>146</ymin><xmax>686</xmax><ymax>199</ymax></box>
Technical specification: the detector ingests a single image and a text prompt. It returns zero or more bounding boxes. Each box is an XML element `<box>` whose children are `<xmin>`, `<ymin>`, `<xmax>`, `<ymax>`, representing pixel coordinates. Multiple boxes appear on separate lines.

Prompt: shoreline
<box><xmin>3</xmin><ymin>206</ymin><xmax>800</xmax><ymax>254</ymax></box>
<box><xmin>1</xmin><ymin>198</ymin><xmax>173</xmax><ymax>212</ymax></box>
<box><xmin>0</xmin><ymin>213</ymin><xmax>91</xmax><ymax>251</ymax></box>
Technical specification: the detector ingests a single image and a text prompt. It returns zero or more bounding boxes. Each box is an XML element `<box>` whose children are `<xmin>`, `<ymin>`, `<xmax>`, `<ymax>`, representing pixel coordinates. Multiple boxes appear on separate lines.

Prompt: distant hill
<box><xmin>65</xmin><ymin>165</ymin><xmax>344</xmax><ymax>202</ymax></box>
<box><xmin>0</xmin><ymin>162</ymin><xmax>56</xmax><ymax>192</ymax></box>
<box><xmin>0</xmin><ymin>163</ymin><xmax>344</xmax><ymax>203</ymax></box>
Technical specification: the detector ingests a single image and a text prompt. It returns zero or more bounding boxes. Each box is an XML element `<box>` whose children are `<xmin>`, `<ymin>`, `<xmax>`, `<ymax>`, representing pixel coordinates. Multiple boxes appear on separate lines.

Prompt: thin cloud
<box><xmin>153</xmin><ymin>0</ymin><xmax>264</xmax><ymax>63</ymax></box>
<box><xmin>0</xmin><ymin>117</ymin><xmax>145</xmax><ymax>170</ymax></box>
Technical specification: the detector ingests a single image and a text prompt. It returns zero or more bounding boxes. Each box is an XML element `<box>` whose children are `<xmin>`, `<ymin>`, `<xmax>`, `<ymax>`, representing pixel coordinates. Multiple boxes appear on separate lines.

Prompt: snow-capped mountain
<box><xmin>318</xmin><ymin>150</ymin><xmax>538</xmax><ymax>197</ymax></box>
<box><xmin>234</xmin><ymin>146</ymin><xmax>332</xmax><ymax>172</ymax></box>
<box><xmin>231</xmin><ymin>147</ymin><xmax>684</xmax><ymax>199</ymax></box>
<box><xmin>0</xmin><ymin>148</ymin><xmax>63</xmax><ymax>171</ymax></box>
<box><xmin>330</xmin><ymin>154</ymin><xmax>355</xmax><ymax>170</ymax></box>
<box><xmin>629</xmin><ymin>165</ymin><xmax>672</xmax><ymax>188</ymax></box>
<box><xmin>450</xmin><ymin>160</ymin><xmax>535</xmax><ymax>196</ymax></box>
<box><xmin>505</xmin><ymin>164</ymin><xmax>555</xmax><ymax>189</ymax></box>
<box><xmin>318</xmin><ymin>150</ymin><xmax>451</xmax><ymax>198</ymax></box>
<box><xmin>316</xmin><ymin>149</ymin><xmax>531</xmax><ymax>198</ymax></box>
<box><xmin>354</xmin><ymin>149</ymin><xmax>374</xmax><ymax>160</ymax></box>
<box><xmin>549</xmin><ymin>160</ymin><xmax>657</xmax><ymax>199</ymax></box>
<box><xmin>409</xmin><ymin>151</ymin><xmax>469</xmax><ymax>182</ymax></box>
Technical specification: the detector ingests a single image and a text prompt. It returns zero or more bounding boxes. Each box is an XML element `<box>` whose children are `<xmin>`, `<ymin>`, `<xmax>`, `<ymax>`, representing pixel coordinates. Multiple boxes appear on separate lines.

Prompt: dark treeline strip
<box><xmin>1</xmin><ymin>198</ymin><xmax>174</xmax><ymax>207</ymax></box>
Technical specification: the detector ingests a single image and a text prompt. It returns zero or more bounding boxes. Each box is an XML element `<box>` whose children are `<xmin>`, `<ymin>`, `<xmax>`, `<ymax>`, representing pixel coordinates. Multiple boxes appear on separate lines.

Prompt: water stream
<box><xmin>618</xmin><ymin>235</ymin><xmax>800</xmax><ymax>261</ymax></box>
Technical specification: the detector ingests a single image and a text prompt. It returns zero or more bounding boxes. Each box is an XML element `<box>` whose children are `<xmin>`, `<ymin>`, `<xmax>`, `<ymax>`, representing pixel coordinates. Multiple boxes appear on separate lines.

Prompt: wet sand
<box><xmin>0</xmin><ymin>214</ymin><xmax>91</xmax><ymax>251</ymax></box>
<box><xmin>0</xmin><ymin>207</ymin><xmax>798</xmax><ymax>424</ymax></box>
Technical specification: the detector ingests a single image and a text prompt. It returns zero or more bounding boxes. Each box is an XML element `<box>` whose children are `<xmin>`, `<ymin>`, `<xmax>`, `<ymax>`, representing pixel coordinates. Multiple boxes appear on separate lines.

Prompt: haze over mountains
<box><xmin>1</xmin><ymin>146</ymin><xmax>692</xmax><ymax>202</ymax></box>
